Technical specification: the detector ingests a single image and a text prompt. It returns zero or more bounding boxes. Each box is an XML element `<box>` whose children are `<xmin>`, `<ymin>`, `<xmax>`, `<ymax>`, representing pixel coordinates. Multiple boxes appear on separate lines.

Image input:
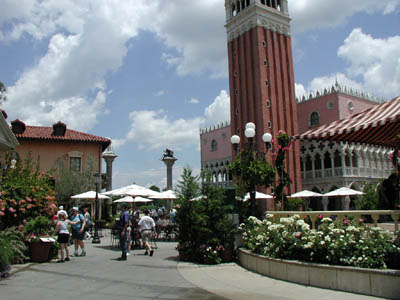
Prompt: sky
<box><xmin>0</xmin><ymin>0</ymin><xmax>399</xmax><ymax>190</ymax></box>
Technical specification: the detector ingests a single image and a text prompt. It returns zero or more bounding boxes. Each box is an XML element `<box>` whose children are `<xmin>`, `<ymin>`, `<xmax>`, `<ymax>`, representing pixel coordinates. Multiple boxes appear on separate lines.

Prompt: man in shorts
<box><xmin>70</xmin><ymin>207</ymin><xmax>86</xmax><ymax>257</ymax></box>
<box><xmin>138</xmin><ymin>210</ymin><xmax>157</xmax><ymax>256</ymax></box>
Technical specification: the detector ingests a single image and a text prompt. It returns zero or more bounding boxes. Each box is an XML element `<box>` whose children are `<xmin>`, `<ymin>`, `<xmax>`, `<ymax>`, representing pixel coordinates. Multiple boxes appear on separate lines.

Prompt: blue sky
<box><xmin>1</xmin><ymin>0</ymin><xmax>399</xmax><ymax>190</ymax></box>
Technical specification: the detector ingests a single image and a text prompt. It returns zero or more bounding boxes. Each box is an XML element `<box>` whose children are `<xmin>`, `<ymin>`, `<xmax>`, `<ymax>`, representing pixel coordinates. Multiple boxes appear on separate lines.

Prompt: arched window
<box><xmin>324</xmin><ymin>152</ymin><xmax>332</xmax><ymax>169</ymax></box>
<box><xmin>211</xmin><ymin>139</ymin><xmax>217</xmax><ymax>151</ymax></box>
<box><xmin>334</xmin><ymin>150</ymin><xmax>342</xmax><ymax>167</ymax></box>
<box><xmin>310</xmin><ymin>111</ymin><xmax>320</xmax><ymax>127</ymax></box>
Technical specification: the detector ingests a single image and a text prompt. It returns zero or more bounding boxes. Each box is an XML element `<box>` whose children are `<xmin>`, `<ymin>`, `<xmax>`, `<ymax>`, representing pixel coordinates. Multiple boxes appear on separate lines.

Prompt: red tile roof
<box><xmin>14</xmin><ymin>125</ymin><xmax>111</xmax><ymax>151</ymax></box>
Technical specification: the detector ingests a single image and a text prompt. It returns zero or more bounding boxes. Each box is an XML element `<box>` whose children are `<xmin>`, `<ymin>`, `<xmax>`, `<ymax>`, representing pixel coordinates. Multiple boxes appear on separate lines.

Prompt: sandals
<box><xmin>57</xmin><ymin>259</ymin><xmax>65</xmax><ymax>263</ymax></box>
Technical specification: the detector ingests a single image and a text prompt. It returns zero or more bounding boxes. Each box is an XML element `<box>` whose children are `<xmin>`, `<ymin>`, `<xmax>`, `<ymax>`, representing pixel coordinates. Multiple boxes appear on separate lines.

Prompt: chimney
<box><xmin>52</xmin><ymin>121</ymin><xmax>67</xmax><ymax>136</ymax></box>
<box><xmin>11</xmin><ymin>119</ymin><xmax>26</xmax><ymax>134</ymax></box>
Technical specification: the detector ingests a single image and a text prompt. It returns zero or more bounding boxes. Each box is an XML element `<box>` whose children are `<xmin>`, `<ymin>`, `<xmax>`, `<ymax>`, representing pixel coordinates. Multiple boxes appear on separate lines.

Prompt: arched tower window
<box><xmin>310</xmin><ymin>111</ymin><xmax>320</xmax><ymax>127</ymax></box>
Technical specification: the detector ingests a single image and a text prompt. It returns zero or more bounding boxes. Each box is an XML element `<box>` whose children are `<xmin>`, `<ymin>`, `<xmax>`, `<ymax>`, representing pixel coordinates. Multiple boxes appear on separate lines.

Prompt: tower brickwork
<box><xmin>225</xmin><ymin>0</ymin><xmax>302</xmax><ymax>193</ymax></box>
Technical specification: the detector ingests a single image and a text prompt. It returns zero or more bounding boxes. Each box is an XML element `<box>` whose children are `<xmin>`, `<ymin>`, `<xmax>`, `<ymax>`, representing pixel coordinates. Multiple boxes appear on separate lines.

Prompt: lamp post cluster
<box><xmin>230</xmin><ymin>122</ymin><xmax>273</xmax><ymax>216</ymax></box>
<box><xmin>92</xmin><ymin>172</ymin><xmax>101</xmax><ymax>244</ymax></box>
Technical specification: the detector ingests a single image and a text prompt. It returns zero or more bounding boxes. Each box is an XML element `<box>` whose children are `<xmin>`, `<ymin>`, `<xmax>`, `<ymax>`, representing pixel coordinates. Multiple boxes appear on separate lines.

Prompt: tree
<box><xmin>229</xmin><ymin>147</ymin><xmax>275</xmax><ymax>217</ymax></box>
<box><xmin>0</xmin><ymin>81</ymin><xmax>6</xmax><ymax>104</ymax></box>
<box><xmin>54</xmin><ymin>156</ymin><xmax>97</xmax><ymax>204</ymax></box>
<box><xmin>149</xmin><ymin>185</ymin><xmax>160</xmax><ymax>192</ymax></box>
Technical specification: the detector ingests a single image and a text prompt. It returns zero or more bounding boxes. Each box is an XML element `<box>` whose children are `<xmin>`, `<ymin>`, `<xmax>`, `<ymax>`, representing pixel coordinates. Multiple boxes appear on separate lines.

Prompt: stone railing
<box><xmin>265</xmin><ymin>210</ymin><xmax>400</xmax><ymax>236</ymax></box>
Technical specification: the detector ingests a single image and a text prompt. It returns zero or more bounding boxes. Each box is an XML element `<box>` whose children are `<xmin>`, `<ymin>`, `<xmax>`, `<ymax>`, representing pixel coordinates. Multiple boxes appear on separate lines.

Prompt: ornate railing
<box><xmin>265</xmin><ymin>210</ymin><xmax>400</xmax><ymax>236</ymax></box>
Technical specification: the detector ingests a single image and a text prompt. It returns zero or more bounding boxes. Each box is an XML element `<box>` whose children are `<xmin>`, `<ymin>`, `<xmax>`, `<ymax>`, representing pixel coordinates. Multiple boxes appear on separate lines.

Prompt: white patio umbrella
<box><xmin>71</xmin><ymin>191</ymin><xmax>110</xmax><ymax>219</ymax></box>
<box><xmin>323</xmin><ymin>187</ymin><xmax>364</xmax><ymax>197</ymax></box>
<box><xmin>113</xmin><ymin>196</ymin><xmax>135</xmax><ymax>203</ymax></box>
<box><xmin>288</xmin><ymin>190</ymin><xmax>323</xmax><ymax>198</ymax></box>
<box><xmin>242</xmin><ymin>191</ymin><xmax>273</xmax><ymax>202</ymax></box>
<box><xmin>149</xmin><ymin>190</ymin><xmax>177</xmax><ymax>209</ymax></box>
<box><xmin>288</xmin><ymin>190</ymin><xmax>323</xmax><ymax>210</ymax></box>
<box><xmin>150</xmin><ymin>190</ymin><xmax>177</xmax><ymax>200</ymax></box>
<box><xmin>323</xmin><ymin>187</ymin><xmax>364</xmax><ymax>210</ymax></box>
<box><xmin>102</xmin><ymin>184</ymin><xmax>159</xmax><ymax>197</ymax></box>
<box><xmin>71</xmin><ymin>191</ymin><xmax>110</xmax><ymax>200</ymax></box>
<box><xmin>131</xmin><ymin>196</ymin><xmax>153</xmax><ymax>203</ymax></box>
<box><xmin>113</xmin><ymin>196</ymin><xmax>153</xmax><ymax>203</ymax></box>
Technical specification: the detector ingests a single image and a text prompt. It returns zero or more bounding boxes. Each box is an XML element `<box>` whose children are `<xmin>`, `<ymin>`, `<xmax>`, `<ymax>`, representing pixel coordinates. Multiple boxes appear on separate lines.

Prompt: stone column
<box><xmin>322</xmin><ymin>196</ymin><xmax>329</xmax><ymax>211</ymax></box>
<box><xmin>162</xmin><ymin>149</ymin><xmax>177</xmax><ymax>190</ymax></box>
<box><xmin>102</xmin><ymin>147</ymin><xmax>118</xmax><ymax>191</ymax></box>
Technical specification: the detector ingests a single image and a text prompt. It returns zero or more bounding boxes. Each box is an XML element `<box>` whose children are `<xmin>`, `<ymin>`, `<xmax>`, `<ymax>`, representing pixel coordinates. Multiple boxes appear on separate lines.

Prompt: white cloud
<box><xmin>295</xmin><ymin>83</ymin><xmax>306</xmax><ymax>100</ymax></box>
<box><xmin>187</xmin><ymin>97</ymin><xmax>199</xmax><ymax>104</ymax></box>
<box><xmin>154</xmin><ymin>90</ymin><xmax>165</xmax><ymax>97</ymax></box>
<box><xmin>2</xmin><ymin>0</ymin><xmax>156</xmax><ymax>130</ymax></box>
<box><xmin>296</xmin><ymin>73</ymin><xmax>364</xmax><ymax>100</ymax></box>
<box><xmin>204</xmin><ymin>90</ymin><xmax>230</xmax><ymax>125</ymax></box>
<box><xmin>112</xmin><ymin>89</ymin><xmax>230</xmax><ymax>152</ymax></box>
<box><xmin>146</xmin><ymin>0</ymin><xmax>227</xmax><ymax>78</ymax></box>
<box><xmin>290</xmin><ymin>0</ymin><xmax>400</xmax><ymax>33</ymax></box>
<box><xmin>338</xmin><ymin>28</ymin><xmax>400</xmax><ymax>98</ymax></box>
<box><xmin>124</xmin><ymin>110</ymin><xmax>204</xmax><ymax>151</ymax></box>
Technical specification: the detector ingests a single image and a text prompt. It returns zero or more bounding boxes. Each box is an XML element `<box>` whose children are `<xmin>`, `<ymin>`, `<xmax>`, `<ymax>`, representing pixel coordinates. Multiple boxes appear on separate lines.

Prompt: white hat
<box><xmin>72</xmin><ymin>207</ymin><xmax>79</xmax><ymax>211</ymax></box>
<box><xmin>59</xmin><ymin>205</ymin><xmax>64</xmax><ymax>210</ymax></box>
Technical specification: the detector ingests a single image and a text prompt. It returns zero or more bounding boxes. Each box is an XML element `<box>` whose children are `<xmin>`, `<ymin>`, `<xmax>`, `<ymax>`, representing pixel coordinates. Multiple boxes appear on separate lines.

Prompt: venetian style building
<box><xmin>200</xmin><ymin>1</ymin><xmax>394</xmax><ymax>211</ymax></box>
<box><xmin>200</xmin><ymin>83</ymin><xmax>394</xmax><ymax>210</ymax></box>
<box><xmin>225</xmin><ymin>0</ymin><xmax>301</xmax><ymax>194</ymax></box>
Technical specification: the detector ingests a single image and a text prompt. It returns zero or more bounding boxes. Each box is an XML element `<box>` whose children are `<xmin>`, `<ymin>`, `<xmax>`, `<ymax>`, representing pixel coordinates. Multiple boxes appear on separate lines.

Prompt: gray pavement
<box><xmin>2</xmin><ymin>233</ymin><xmax>383</xmax><ymax>300</ymax></box>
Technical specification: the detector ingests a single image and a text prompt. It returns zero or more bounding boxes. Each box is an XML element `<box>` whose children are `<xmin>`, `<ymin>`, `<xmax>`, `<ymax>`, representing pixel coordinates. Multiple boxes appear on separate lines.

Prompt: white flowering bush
<box><xmin>240</xmin><ymin>214</ymin><xmax>400</xmax><ymax>269</ymax></box>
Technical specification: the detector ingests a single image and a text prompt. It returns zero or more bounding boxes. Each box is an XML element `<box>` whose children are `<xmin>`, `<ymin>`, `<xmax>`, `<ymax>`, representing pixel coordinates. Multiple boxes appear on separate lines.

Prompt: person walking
<box><xmin>138</xmin><ymin>209</ymin><xmax>157</xmax><ymax>256</ymax></box>
<box><xmin>70</xmin><ymin>207</ymin><xmax>86</xmax><ymax>257</ymax></box>
<box><xmin>83</xmin><ymin>208</ymin><xmax>92</xmax><ymax>240</ymax></box>
<box><xmin>117</xmin><ymin>204</ymin><xmax>130</xmax><ymax>261</ymax></box>
<box><xmin>53</xmin><ymin>212</ymin><xmax>78</xmax><ymax>262</ymax></box>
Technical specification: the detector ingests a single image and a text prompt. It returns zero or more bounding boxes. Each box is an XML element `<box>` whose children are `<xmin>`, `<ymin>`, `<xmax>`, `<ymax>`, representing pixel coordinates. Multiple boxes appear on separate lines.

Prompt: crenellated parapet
<box><xmin>296</xmin><ymin>82</ymin><xmax>386</xmax><ymax>104</ymax></box>
<box><xmin>200</xmin><ymin>121</ymin><xmax>230</xmax><ymax>135</ymax></box>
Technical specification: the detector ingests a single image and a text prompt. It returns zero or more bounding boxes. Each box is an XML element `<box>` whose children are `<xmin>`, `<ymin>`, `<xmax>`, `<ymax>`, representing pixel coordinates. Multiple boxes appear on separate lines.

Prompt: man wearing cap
<box><xmin>57</xmin><ymin>205</ymin><xmax>68</xmax><ymax>218</ymax></box>
<box><xmin>70</xmin><ymin>207</ymin><xmax>86</xmax><ymax>257</ymax></box>
<box><xmin>117</xmin><ymin>204</ymin><xmax>130</xmax><ymax>261</ymax></box>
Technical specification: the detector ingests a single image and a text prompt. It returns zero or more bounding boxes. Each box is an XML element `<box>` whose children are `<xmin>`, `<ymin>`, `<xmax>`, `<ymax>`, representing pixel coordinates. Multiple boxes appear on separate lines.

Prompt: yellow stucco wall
<box><xmin>15</xmin><ymin>140</ymin><xmax>103</xmax><ymax>173</ymax></box>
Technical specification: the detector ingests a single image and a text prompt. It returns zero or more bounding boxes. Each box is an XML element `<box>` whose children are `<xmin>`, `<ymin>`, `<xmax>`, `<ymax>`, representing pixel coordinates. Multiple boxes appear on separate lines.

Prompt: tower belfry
<box><xmin>225</xmin><ymin>0</ymin><xmax>301</xmax><ymax>193</ymax></box>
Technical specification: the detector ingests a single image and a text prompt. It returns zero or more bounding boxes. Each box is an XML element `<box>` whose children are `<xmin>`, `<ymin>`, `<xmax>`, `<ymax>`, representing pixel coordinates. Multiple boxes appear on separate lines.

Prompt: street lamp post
<box><xmin>231</xmin><ymin>122</ymin><xmax>272</xmax><ymax>216</ymax></box>
<box><xmin>92</xmin><ymin>172</ymin><xmax>101</xmax><ymax>244</ymax></box>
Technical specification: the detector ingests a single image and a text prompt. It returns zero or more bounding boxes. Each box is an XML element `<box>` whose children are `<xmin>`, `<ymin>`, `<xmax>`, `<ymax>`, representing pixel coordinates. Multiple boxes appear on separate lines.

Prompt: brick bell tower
<box><xmin>225</xmin><ymin>0</ymin><xmax>302</xmax><ymax>194</ymax></box>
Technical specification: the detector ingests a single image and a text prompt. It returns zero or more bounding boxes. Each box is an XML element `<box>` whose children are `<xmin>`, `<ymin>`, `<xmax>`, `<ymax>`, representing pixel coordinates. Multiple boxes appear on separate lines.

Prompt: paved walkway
<box><xmin>2</xmin><ymin>234</ymin><xmax>381</xmax><ymax>300</ymax></box>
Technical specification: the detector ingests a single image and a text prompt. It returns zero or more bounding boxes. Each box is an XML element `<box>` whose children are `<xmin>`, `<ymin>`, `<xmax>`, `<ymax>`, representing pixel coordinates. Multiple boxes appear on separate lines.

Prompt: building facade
<box><xmin>200</xmin><ymin>84</ymin><xmax>394</xmax><ymax>210</ymax></box>
<box><xmin>200</xmin><ymin>122</ymin><xmax>233</xmax><ymax>187</ymax></box>
<box><xmin>225</xmin><ymin>0</ymin><xmax>301</xmax><ymax>194</ymax></box>
<box><xmin>200</xmin><ymin>1</ymin><xmax>394</xmax><ymax>211</ymax></box>
<box><xmin>10</xmin><ymin>119</ymin><xmax>112</xmax><ymax>185</ymax></box>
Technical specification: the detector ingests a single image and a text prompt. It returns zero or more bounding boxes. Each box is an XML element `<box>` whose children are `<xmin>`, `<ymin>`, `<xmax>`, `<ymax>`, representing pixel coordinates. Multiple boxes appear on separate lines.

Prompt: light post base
<box><xmin>91</xmin><ymin>222</ymin><xmax>101</xmax><ymax>244</ymax></box>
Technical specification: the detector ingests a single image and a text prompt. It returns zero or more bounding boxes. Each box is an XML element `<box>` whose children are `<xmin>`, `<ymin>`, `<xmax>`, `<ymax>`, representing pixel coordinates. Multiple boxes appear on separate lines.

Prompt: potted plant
<box><xmin>24</xmin><ymin>216</ymin><xmax>55</xmax><ymax>262</ymax></box>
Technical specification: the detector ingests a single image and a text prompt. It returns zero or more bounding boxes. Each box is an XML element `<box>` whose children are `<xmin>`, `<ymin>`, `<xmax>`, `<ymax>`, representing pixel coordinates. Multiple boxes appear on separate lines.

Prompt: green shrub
<box><xmin>23</xmin><ymin>216</ymin><xmax>54</xmax><ymax>242</ymax></box>
<box><xmin>0</xmin><ymin>237</ymin><xmax>13</xmax><ymax>273</ymax></box>
<box><xmin>0</xmin><ymin>154</ymin><xmax>57</xmax><ymax>229</ymax></box>
<box><xmin>0</xmin><ymin>226</ymin><xmax>29</xmax><ymax>276</ymax></box>
<box><xmin>175</xmin><ymin>167</ymin><xmax>235</xmax><ymax>264</ymax></box>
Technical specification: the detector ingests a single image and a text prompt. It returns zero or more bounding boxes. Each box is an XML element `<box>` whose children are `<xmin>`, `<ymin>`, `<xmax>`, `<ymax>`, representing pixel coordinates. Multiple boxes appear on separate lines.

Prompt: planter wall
<box><xmin>239</xmin><ymin>248</ymin><xmax>400</xmax><ymax>299</ymax></box>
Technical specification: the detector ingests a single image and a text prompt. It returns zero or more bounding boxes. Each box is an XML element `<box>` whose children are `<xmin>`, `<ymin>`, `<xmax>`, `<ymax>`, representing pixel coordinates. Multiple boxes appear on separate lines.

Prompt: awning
<box><xmin>298</xmin><ymin>96</ymin><xmax>400</xmax><ymax>149</ymax></box>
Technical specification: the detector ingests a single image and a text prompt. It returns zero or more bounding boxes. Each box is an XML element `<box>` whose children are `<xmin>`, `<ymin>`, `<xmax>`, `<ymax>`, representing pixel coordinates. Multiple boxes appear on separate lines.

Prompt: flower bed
<box><xmin>239</xmin><ymin>214</ymin><xmax>400</xmax><ymax>298</ymax></box>
<box><xmin>240</xmin><ymin>214</ymin><xmax>400</xmax><ymax>269</ymax></box>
